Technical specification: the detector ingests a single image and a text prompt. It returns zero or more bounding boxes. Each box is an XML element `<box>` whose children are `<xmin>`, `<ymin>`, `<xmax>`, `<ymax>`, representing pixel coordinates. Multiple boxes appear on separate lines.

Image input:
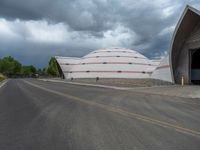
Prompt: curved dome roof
<box><xmin>151</xmin><ymin>55</ymin><xmax>172</xmax><ymax>82</ymax></box>
<box><xmin>56</xmin><ymin>48</ymin><xmax>159</xmax><ymax>79</ymax></box>
<box><xmin>84</xmin><ymin>48</ymin><xmax>147</xmax><ymax>59</ymax></box>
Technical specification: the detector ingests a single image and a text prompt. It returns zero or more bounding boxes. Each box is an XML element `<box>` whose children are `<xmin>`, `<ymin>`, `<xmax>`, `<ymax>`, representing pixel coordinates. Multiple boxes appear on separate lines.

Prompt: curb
<box><xmin>38</xmin><ymin>79</ymin><xmax>133</xmax><ymax>90</ymax></box>
<box><xmin>38</xmin><ymin>79</ymin><xmax>176</xmax><ymax>91</ymax></box>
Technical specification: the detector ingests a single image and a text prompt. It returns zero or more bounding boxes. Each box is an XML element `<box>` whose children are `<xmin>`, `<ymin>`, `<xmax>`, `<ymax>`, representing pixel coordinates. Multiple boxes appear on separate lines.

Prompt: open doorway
<box><xmin>190</xmin><ymin>49</ymin><xmax>200</xmax><ymax>84</ymax></box>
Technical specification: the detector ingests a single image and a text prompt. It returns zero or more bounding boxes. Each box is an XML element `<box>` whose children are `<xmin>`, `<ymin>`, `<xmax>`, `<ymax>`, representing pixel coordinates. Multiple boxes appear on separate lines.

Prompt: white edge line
<box><xmin>0</xmin><ymin>79</ymin><xmax>8</xmax><ymax>88</ymax></box>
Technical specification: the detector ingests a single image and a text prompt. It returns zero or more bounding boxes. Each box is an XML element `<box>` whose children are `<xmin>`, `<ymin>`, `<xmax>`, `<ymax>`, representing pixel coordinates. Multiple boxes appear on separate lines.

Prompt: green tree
<box><xmin>0</xmin><ymin>56</ymin><xmax>22</xmax><ymax>77</ymax></box>
<box><xmin>37</xmin><ymin>68</ymin><xmax>42</xmax><ymax>75</ymax></box>
<box><xmin>37</xmin><ymin>68</ymin><xmax>47</xmax><ymax>76</ymax></box>
<box><xmin>47</xmin><ymin>57</ymin><xmax>59</xmax><ymax>76</ymax></box>
<box><xmin>21</xmin><ymin>65</ymin><xmax>37</xmax><ymax>76</ymax></box>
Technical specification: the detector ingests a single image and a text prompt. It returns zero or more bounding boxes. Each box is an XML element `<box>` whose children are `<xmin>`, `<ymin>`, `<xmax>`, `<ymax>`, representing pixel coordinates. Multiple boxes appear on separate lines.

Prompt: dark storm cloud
<box><xmin>0</xmin><ymin>0</ymin><xmax>200</xmax><ymax>67</ymax></box>
<box><xmin>0</xmin><ymin>0</ymin><xmax>116</xmax><ymax>32</ymax></box>
<box><xmin>0</xmin><ymin>0</ymin><xmax>183</xmax><ymax>33</ymax></box>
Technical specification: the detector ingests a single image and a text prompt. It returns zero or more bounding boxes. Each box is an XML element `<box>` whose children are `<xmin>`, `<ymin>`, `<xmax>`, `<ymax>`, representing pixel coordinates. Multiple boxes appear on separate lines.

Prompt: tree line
<box><xmin>0</xmin><ymin>56</ymin><xmax>60</xmax><ymax>78</ymax></box>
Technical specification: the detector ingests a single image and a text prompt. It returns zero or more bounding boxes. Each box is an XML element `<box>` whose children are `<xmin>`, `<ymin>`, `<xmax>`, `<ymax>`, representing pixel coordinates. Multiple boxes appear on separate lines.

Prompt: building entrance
<box><xmin>191</xmin><ymin>49</ymin><xmax>200</xmax><ymax>84</ymax></box>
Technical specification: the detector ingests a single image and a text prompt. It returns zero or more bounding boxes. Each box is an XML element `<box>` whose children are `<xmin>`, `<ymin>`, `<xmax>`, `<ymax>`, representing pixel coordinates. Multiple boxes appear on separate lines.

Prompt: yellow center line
<box><xmin>23</xmin><ymin>79</ymin><xmax>200</xmax><ymax>139</ymax></box>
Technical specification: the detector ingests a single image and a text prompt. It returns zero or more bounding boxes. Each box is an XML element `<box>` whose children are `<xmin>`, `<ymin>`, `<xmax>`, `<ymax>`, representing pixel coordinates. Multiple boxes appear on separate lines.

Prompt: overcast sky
<box><xmin>0</xmin><ymin>0</ymin><xmax>200</xmax><ymax>68</ymax></box>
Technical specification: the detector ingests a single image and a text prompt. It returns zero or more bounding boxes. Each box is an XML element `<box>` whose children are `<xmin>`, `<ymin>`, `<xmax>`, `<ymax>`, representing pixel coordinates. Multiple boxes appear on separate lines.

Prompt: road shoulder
<box><xmin>38</xmin><ymin>78</ymin><xmax>200</xmax><ymax>99</ymax></box>
<box><xmin>0</xmin><ymin>79</ymin><xmax>8</xmax><ymax>88</ymax></box>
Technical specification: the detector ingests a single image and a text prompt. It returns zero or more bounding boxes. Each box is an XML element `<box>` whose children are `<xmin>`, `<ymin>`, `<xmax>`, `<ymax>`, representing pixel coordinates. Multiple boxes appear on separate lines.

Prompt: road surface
<box><xmin>0</xmin><ymin>79</ymin><xmax>200</xmax><ymax>150</ymax></box>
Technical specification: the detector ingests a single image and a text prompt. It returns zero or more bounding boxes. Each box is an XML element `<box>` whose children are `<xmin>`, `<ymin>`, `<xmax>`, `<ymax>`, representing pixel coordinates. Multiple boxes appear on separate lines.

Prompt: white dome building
<box><xmin>55</xmin><ymin>48</ymin><xmax>160</xmax><ymax>79</ymax></box>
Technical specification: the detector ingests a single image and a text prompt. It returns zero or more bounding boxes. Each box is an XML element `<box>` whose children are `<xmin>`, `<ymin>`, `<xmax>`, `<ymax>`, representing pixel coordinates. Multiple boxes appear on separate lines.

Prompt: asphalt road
<box><xmin>0</xmin><ymin>79</ymin><xmax>200</xmax><ymax>150</ymax></box>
